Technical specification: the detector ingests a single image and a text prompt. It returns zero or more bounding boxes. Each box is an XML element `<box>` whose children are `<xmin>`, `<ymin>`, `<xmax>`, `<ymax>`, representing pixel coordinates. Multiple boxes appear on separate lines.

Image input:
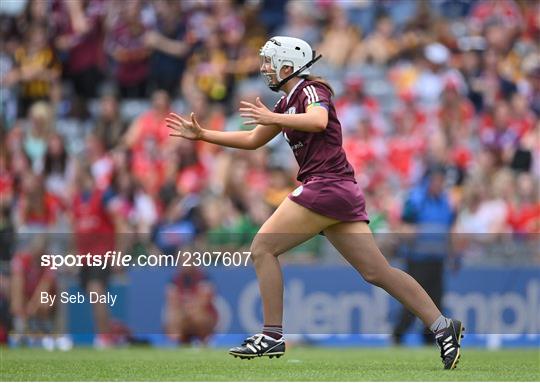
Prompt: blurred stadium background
<box><xmin>0</xmin><ymin>0</ymin><xmax>539</xmax><ymax>353</ymax></box>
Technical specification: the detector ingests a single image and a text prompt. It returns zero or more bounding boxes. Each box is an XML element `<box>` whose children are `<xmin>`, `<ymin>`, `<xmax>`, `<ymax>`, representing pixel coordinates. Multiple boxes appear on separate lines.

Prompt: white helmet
<box><xmin>259</xmin><ymin>36</ymin><xmax>321</xmax><ymax>91</ymax></box>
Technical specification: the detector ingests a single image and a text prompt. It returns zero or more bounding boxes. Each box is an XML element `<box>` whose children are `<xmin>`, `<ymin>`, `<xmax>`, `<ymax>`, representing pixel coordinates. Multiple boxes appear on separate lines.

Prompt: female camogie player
<box><xmin>166</xmin><ymin>36</ymin><xmax>464</xmax><ymax>369</ymax></box>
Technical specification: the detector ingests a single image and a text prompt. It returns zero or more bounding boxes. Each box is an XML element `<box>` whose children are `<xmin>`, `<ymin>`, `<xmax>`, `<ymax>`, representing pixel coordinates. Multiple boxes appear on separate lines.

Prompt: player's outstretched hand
<box><xmin>166</xmin><ymin>112</ymin><xmax>203</xmax><ymax>140</ymax></box>
<box><xmin>239</xmin><ymin>97</ymin><xmax>275</xmax><ymax>126</ymax></box>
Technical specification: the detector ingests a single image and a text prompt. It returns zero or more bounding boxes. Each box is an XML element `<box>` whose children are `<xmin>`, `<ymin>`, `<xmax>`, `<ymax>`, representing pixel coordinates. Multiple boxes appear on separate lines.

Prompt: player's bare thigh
<box><xmin>252</xmin><ymin>197</ymin><xmax>339</xmax><ymax>256</ymax></box>
<box><xmin>323</xmin><ymin>221</ymin><xmax>391</xmax><ymax>277</ymax></box>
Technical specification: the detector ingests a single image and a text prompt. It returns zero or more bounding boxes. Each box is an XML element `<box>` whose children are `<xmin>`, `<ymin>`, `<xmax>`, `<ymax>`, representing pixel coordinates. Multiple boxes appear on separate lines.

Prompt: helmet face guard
<box><xmin>259</xmin><ymin>37</ymin><xmax>322</xmax><ymax>92</ymax></box>
<box><xmin>259</xmin><ymin>55</ymin><xmax>279</xmax><ymax>89</ymax></box>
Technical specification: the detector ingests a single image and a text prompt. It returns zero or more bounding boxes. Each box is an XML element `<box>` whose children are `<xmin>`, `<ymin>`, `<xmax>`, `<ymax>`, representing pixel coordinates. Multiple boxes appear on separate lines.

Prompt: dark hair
<box><xmin>302</xmin><ymin>75</ymin><xmax>335</xmax><ymax>96</ymax></box>
<box><xmin>43</xmin><ymin>135</ymin><xmax>67</xmax><ymax>175</ymax></box>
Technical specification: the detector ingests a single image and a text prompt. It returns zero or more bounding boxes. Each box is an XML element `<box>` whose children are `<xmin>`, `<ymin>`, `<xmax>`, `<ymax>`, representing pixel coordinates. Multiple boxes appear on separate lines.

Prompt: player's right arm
<box><xmin>166</xmin><ymin>112</ymin><xmax>281</xmax><ymax>150</ymax></box>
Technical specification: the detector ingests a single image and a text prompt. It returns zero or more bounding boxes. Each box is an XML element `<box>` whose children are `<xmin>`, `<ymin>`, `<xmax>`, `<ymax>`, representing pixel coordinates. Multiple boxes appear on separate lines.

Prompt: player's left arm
<box><xmin>273</xmin><ymin>105</ymin><xmax>328</xmax><ymax>132</ymax></box>
<box><xmin>240</xmin><ymin>97</ymin><xmax>328</xmax><ymax>133</ymax></box>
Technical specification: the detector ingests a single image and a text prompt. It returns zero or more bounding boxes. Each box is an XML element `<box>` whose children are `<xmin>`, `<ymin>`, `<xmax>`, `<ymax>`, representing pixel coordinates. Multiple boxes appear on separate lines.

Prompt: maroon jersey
<box><xmin>273</xmin><ymin>80</ymin><xmax>355</xmax><ymax>182</ymax></box>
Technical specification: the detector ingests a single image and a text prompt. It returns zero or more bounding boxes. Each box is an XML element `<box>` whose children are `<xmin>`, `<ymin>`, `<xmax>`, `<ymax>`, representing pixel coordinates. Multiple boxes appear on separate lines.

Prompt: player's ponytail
<box><xmin>302</xmin><ymin>75</ymin><xmax>335</xmax><ymax>96</ymax></box>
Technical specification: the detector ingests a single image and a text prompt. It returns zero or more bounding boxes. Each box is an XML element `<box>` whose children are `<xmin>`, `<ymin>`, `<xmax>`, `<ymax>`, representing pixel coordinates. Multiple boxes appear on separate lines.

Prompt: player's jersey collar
<box><xmin>285</xmin><ymin>79</ymin><xmax>305</xmax><ymax>105</ymax></box>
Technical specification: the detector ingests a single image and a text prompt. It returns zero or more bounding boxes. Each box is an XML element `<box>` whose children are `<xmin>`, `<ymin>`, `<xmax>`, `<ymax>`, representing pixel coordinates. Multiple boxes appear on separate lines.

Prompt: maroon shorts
<box><xmin>288</xmin><ymin>176</ymin><xmax>369</xmax><ymax>222</ymax></box>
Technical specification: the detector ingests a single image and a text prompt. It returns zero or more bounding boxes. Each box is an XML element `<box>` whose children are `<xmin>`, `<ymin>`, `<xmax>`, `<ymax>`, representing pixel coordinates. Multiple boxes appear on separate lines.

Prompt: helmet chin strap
<box><xmin>268</xmin><ymin>54</ymin><xmax>323</xmax><ymax>92</ymax></box>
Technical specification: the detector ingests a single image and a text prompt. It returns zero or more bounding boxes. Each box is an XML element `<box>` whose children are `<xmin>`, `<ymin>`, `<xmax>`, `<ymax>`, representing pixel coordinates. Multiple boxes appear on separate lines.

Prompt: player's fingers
<box><xmin>243</xmin><ymin>120</ymin><xmax>257</xmax><ymax>125</ymax></box>
<box><xmin>238</xmin><ymin>107</ymin><xmax>254</xmax><ymax>113</ymax></box>
<box><xmin>167</xmin><ymin>124</ymin><xmax>182</xmax><ymax>132</ymax></box>
<box><xmin>169</xmin><ymin>133</ymin><xmax>184</xmax><ymax>138</ymax></box>
<box><xmin>165</xmin><ymin>119</ymin><xmax>184</xmax><ymax>131</ymax></box>
<box><xmin>191</xmin><ymin>112</ymin><xmax>202</xmax><ymax>129</ymax></box>
<box><xmin>256</xmin><ymin>97</ymin><xmax>269</xmax><ymax>110</ymax></box>
<box><xmin>168</xmin><ymin>112</ymin><xmax>182</xmax><ymax>121</ymax></box>
<box><xmin>170</xmin><ymin>112</ymin><xmax>190</xmax><ymax>124</ymax></box>
<box><xmin>165</xmin><ymin>123</ymin><xmax>181</xmax><ymax>132</ymax></box>
<box><xmin>239</xmin><ymin>113</ymin><xmax>255</xmax><ymax>118</ymax></box>
<box><xmin>165</xmin><ymin>117</ymin><xmax>181</xmax><ymax>125</ymax></box>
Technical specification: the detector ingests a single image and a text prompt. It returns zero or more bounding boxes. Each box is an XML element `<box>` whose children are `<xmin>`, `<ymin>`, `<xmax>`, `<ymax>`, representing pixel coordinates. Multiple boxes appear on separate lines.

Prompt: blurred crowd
<box><xmin>0</xmin><ymin>0</ymin><xmax>539</xmax><ymax>266</ymax></box>
<box><xmin>0</xmin><ymin>0</ymin><xmax>539</xmax><ymax>349</ymax></box>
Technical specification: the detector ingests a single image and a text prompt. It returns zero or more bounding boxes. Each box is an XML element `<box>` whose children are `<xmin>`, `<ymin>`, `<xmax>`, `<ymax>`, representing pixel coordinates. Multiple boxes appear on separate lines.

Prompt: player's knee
<box><xmin>361</xmin><ymin>268</ymin><xmax>385</xmax><ymax>287</ymax></box>
<box><xmin>249</xmin><ymin>239</ymin><xmax>278</xmax><ymax>263</ymax></box>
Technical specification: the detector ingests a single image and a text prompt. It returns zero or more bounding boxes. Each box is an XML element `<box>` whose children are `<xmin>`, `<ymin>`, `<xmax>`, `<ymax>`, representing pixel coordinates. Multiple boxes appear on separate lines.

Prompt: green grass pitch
<box><xmin>2</xmin><ymin>346</ymin><xmax>539</xmax><ymax>381</ymax></box>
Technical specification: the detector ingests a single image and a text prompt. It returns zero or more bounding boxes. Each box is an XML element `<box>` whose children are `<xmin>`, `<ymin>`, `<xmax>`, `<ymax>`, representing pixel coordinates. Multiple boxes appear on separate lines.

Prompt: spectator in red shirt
<box><xmin>0</xmin><ymin>145</ymin><xmax>13</xmax><ymax>210</ymax></box>
<box><xmin>86</xmin><ymin>134</ymin><xmax>114</xmax><ymax>191</ymax></box>
<box><xmin>70</xmin><ymin>163</ymin><xmax>116</xmax><ymax>256</ymax></box>
<box><xmin>507</xmin><ymin>173</ymin><xmax>540</xmax><ymax>234</ymax></box>
<box><xmin>392</xmin><ymin>90</ymin><xmax>427</xmax><ymax>136</ymax></box>
<box><xmin>468</xmin><ymin>0</ymin><xmax>523</xmax><ymax>34</ymax></box>
<box><xmin>15</xmin><ymin>172</ymin><xmax>60</xmax><ymax>230</ymax></box>
<box><xmin>509</xmin><ymin>92</ymin><xmax>536</xmax><ymax>138</ymax></box>
<box><xmin>70</xmin><ymin>164</ymin><xmax>116</xmax><ymax>347</ymax></box>
<box><xmin>388</xmin><ymin>90</ymin><xmax>428</xmax><ymax>183</ymax></box>
<box><xmin>123</xmin><ymin>89</ymin><xmax>171</xmax><ymax>195</ymax></box>
<box><xmin>343</xmin><ymin>113</ymin><xmax>381</xmax><ymax>179</ymax></box>
<box><xmin>335</xmin><ymin>75</ymin><xmax>382</xmax><ymax>136</ymax></box>
<box><xmin>386</xmin><ymin>131</ymin><xmax>425</xmax><ymax>185</ymax></box>
<box><xmin>521</xmin><ymin>0</ymin><xmax>540</xmax><ymax>43</ymax></box>
<box><xmin>10</xmin><ymin>234</ymin><xmax>56</xmax><ymax>346</ymax></box>
<box><xmin>164</xmin><ymin>266</ymin><xmax>218</xmax><ymax>344</ymax></box>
